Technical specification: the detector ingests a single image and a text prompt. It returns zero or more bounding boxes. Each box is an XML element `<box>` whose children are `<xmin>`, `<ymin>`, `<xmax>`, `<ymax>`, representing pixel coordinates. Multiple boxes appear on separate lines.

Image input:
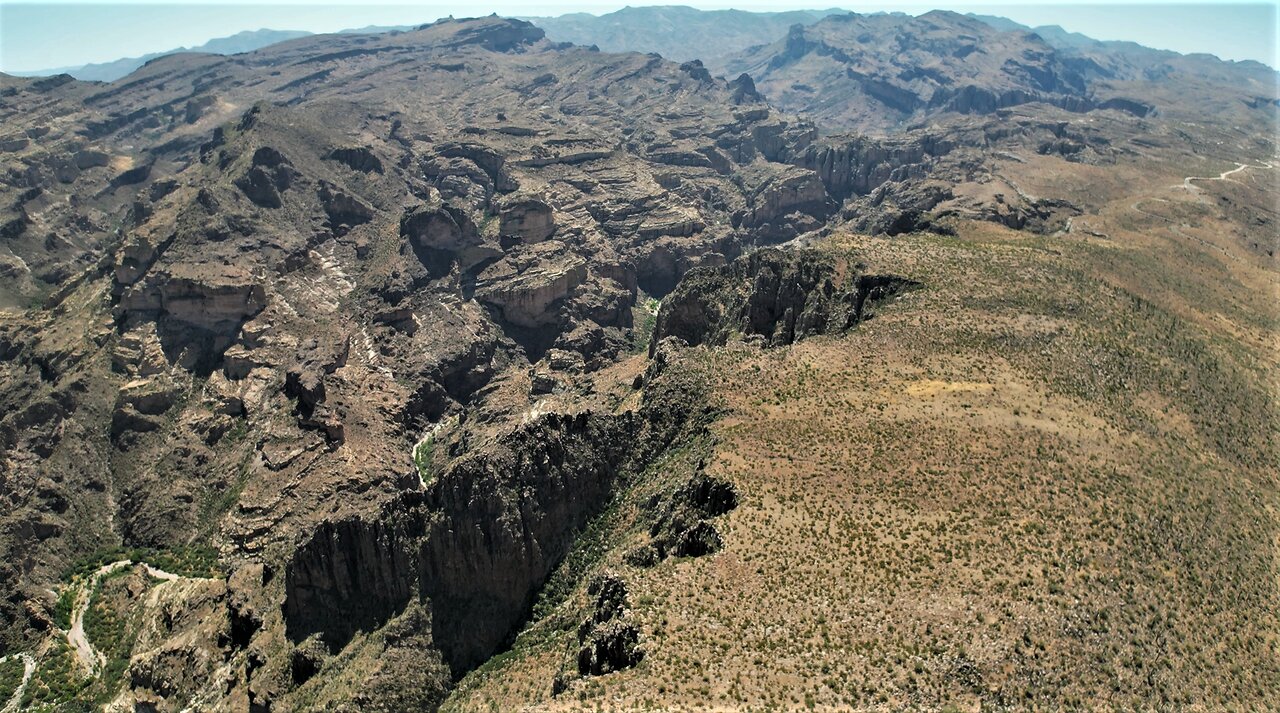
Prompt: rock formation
<box><xmin>652</xmin><ymin>247</ymin><xmax>916</xmax><ymax>351</ymax></box>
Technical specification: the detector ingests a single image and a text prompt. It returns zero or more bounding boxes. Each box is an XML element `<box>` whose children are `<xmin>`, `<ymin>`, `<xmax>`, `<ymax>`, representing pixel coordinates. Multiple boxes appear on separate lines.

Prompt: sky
<box><xmin>1</xmin><ymin>1</ymin><xmax>1276</xmax><ymax>73</ymax></box>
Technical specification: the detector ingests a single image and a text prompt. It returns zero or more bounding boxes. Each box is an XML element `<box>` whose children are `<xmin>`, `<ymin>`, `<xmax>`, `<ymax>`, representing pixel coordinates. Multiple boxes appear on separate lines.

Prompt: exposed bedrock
<box><xmin>627</xmin><ymin>472</ymin><xmax>739</xmax><ymax>567</ymax></box>
<box><xmin>400</xmin><ymin>202</ymin><xmax>498</xmax><ymax>276</ymax></box>
<box><xmin>281</xmin><ymin>515</ymin><xmax>421</xmax><ymax>653</ymax></box>
<box><xmin>496</xmin><ymin>193</ymin><xmax>556</xmax><ymax>244</ymax></box>
<box><xmin>574</xmin><ymin>574</ymin><xmax>643</xmax><ymax>677</ymax></box>
<box><xmin>740</xmin><ymin>168</ymin><xmax>836</xmax><ymax>243</ymax></box>
<box><xmin>475</xmin><ymin>255</ymin><xmax>587</xmax><ymax>329</ymax></box>
<box><xmin>234</xmin><ymin>146</ymin><xmax>297</xmax><ymax>208</ymax></box>
<box><xmin>651</xmin><ymin>247</ymin><xmax>917</xmax><ymax>352</ymax></box>
<box><xmin>792</xmin><ymin>134</ymin><xmax>951</xmax><ymax>202</ymax></box>
<box><xmin>318</xmin><ymin>183</ymin><xmax>374</xmax><ymax>232</ymax></box>
<box><xmin>929</xmin><ymin>84</ymin><xmax>1154</xmax><ymax>118</ymax></box>
<box><xmin>115</xmin><ymin>265</ymin><xmax>268</xmax><ymax>371</ymax></box>
<box><xmin>283</xmin><ymin>369</ymin><xmax>711</xmax><ymax>678</ymax></box>
<box><xmin>420</xmin><ymin>410</ymin><xmax>637</xmax><ymax>672</ymax></box>
<box><xmin>324</xmin><ymin>146</ymin><xmax>384</xmax><ymax>174</ymax></box>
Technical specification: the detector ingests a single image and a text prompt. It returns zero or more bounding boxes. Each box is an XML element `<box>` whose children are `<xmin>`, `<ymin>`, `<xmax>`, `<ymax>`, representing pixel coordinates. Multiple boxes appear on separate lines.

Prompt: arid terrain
<box><xmin>0</xmin><ymin>7</ymin><xmax>1276</xmax><ymax>712</ymax></box>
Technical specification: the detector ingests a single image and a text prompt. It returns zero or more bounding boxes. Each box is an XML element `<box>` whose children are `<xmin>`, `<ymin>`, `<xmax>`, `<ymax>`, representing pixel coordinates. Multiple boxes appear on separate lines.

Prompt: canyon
<box><xmin>0</xmin><ymin>8</ymin><xmax>1276</xmax><ymax>711</ymax></box>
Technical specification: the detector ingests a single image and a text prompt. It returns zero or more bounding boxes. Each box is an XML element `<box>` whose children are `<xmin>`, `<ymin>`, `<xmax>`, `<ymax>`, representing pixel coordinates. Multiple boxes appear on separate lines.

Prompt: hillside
<box><xmin>0</xmin><ymin>11</ymin><xmax>1276</xmax><ymax>713</ymax></box>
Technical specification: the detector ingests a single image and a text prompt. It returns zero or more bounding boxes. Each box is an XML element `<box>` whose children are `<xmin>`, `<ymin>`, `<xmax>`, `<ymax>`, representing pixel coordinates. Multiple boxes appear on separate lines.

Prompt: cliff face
<box><xmin>419</xmin><ymin>411</ymin><xmax>639</xmax><ymax>672</ymax></box>
<box><xmin>281</xmin><ymin>516</ymin><xmax>420</xmax><ymax>654</ymax></box>
<box><xmin>279</xmin><ymin>360</ymin><xmax>712</xmax><ymax>703</ymax></box>
<box><xmin>652</xmin><ymin>248</ymin><xmax>916</xmax><ymax>352</ymax></box>
<box><xmin>792</xmin><ymin>134</ymin><xmax>948</xmax><ymax>202</ymax></box>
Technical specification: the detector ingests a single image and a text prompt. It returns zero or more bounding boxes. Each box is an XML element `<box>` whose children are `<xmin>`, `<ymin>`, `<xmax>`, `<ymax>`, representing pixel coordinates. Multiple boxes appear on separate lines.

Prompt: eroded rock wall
<box><xmin>281</xmin><ymin>361</ymin><xmax>712</xmax><ymax>687</ymax></box>
<box><xmin>652</xmin><ymin>247</ymin><xmax>916</xmax><ymax>351</ymax></box>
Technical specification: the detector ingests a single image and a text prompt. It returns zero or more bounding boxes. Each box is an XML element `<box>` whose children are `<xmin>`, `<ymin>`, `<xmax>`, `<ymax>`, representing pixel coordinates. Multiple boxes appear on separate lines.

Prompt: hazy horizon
<box><xmin>1</xmin><ymin>2</ymin><xmax>1277</xmax><ymax>74</ymax></box>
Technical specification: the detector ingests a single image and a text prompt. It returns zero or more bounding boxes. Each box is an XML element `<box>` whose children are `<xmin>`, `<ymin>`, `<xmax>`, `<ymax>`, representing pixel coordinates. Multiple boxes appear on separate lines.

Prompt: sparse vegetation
<box><xmin>63</xmin><ymin>545</ymin><xmax>222</xmax><ymax>582</ymax></box>
<box><xmin>445</xmin><ymin>209</ymin><xmax>1280</xmax><ymax>710</ymax></box>
<box><xmin>0</xmin><ymin>656</ymin><xmax>24</xmax><ymax>705</ymax></box>
<box><xmin>413</xmin><ymin>435</ymin><xmax>437</xmax><ymax>484</ymax></box>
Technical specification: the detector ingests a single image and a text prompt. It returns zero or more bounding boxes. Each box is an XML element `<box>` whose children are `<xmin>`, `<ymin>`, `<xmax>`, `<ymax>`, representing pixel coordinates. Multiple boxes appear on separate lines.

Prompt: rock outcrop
<box><xmin>497</xmin><ymin>194</ymin><xmax>556</xmax><ymax>244</ymax></box>
<box><xmin>652</xmin><ymin>248</ymin><xmax>916</xmax><ymax>352</ymax></box>
<box><xmin>741</xmin><ymin>167</ymin><xmax>836</xmax><ymax>242</ymax></box>
<box><xmin>324</xmin><ymin>146</ymin><xmax>384</xmax><ymax>174</ymax></box>
<box><xmin>627</xmin><ymin>472</ymin><xmax>739</xmax><ymax>567</ymax></box>
<box><xmin>574</xmin><ymin>574</ymin><xmax>643</xmax><ymax>676</ymax></box>
<box><xmin>283</xmin><ymin>362</ymin><xmax>713</xmax><ymax>683</ymax></box>
<box><xmin>234</xmin><ymin>147</ymin><xmax>296</xmax><ymax>208</ymax></box>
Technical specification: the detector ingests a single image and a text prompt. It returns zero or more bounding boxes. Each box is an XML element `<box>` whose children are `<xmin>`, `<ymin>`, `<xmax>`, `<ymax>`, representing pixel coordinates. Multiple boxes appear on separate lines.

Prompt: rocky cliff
<box><xmin>652</xmin><ymin>247</ymin><xmax>916</xmax><ymax>351</ymax></box>
<box><xmin>275</xmin><ymin>348</ymin><xmax>715</xmax><ymax>708</ymax></box>
<box><xmin>1</xmin><ymin>7</ymin><xmax>1274</xmax><ymax>712</ymax></box>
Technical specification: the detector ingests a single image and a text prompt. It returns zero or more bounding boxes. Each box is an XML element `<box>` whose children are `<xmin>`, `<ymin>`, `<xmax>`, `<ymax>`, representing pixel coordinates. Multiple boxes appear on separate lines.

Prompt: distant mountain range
<box><xmin>521</xmin><ymin>6</ymin><xmax>851</xmax><ymax>63</ymax></box>
<box><xmin>9</xmin><ymin>6</ymin><xmax>1276</xmax><ymax>85</ymax></box>
<box><xmin>8</xmin><ymin>29</ymin><xmax>314</xmax><ymax>81</ymax></box>
<box><xmin>714</xmin><ymin>9</ymin><xmax>1276</xmax><ymax>132</ymax></box>
<box><xmin>7</xmin><ymin>25</ymin><xmax>414</xmax><ymax>82</ymax></box>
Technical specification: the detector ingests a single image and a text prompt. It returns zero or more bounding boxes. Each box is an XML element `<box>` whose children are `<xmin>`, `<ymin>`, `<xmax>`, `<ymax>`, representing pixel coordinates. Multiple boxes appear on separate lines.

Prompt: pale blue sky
<box><xmin>1</xmin><ymin>1</ymin><xmax>1276</xmax><ymax>73</ymax></box>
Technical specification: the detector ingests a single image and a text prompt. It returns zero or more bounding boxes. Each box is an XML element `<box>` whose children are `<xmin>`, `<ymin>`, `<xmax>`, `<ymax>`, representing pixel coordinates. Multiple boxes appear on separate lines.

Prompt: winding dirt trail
<box><xmin>64</xmin><ymin>560</ymin><xmax>199</xmax><ymax>674</ymax></box>
<box><xmin>67</xmin><ymin>561</ymin><xmax>131</xmax><ymax>673</ymax></box>
<box><xmin>1128</xmin><ymin>158</ymin><xmax>1279</xmax><ymax>273</ymax></box>
<box><xmin>1179</xmin><ymin>161</ymin><xmax>1270</xmax><ymax>191</ymax></box>
<box><xmin>0</xmin><ymin>653</ymin><xmax>35</xmax><ymax>713</ymax></box>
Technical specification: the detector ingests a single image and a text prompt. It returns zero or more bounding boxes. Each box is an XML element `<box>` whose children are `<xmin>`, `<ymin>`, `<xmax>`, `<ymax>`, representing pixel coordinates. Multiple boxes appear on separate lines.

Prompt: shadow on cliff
<box><xmin>281</xmin><ymin>358</ymin><xmax>717</xmax><ymax>684</ymax></box>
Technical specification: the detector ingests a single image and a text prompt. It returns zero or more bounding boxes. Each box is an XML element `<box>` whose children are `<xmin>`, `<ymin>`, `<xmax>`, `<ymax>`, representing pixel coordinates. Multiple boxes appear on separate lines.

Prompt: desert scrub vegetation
<box><xmin>62</xmin><ymin>544</ymin><xmax>222</xmax><ymax>581</ymax></box>
<box><xmin>443</xmin><ymin>223</ymin><xmax>1279</xmax><ymax>711</ymax></box>
<box><xmin>83</xmin><ymin>573</ymin><xmax>137</xmax><ymax>699</ymax></box>
<box><xmin>20</xmin><ymin>641</ymin><xmax>89</xmax><ymax>710</ymax></box>
<box><xmin>0</xmin><ymin>656</ymin><xmax>24</xmax><ymax>704</ymax></box>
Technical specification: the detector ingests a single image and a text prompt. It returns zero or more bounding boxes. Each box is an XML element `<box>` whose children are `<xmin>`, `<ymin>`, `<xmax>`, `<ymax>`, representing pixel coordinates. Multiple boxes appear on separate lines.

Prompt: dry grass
<box><xmin>445</xmin><ymin>159</ymin><xmax>1279</xmax><ymax>710</ymax></box>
